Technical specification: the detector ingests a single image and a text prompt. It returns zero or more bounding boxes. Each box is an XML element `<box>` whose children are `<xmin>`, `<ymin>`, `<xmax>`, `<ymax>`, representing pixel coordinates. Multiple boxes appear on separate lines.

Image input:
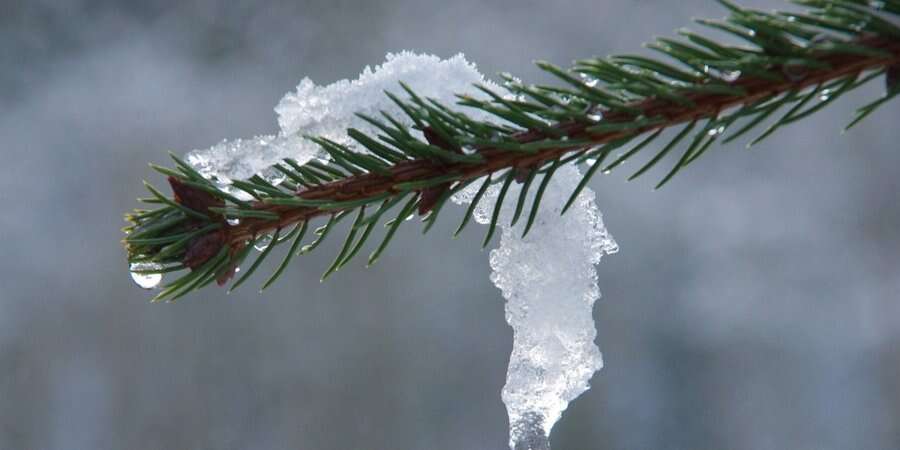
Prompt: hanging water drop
<box><xmin>587</xmin><ymin>113</ymin><xmax>603</xmax><ymax>122</ymax></box>
<box><xmin>722</xmin><ymin>70</ymin><xmax>741</xmax><ymax>83</ymax></box>
<box><xmin>707</xmin><ymin>125</ymin><xmax>725</xmax><ymax>137</ymax></box>
<box><xmin>254</xmin><ymin>234</ymin><xmax>273</xmax><ymax>251</ymax></box>
<box><xmin>704</xmin><ymin>66</ymin><xmax>740</xmax><ymax>83</ymax></box>
<box><xmin>405</xmin><ymin>214</ymin><xmax>415</xmax><ymax>221</ymax></box>
<box><xmin>819</xmin><ymin>89</ymin><xmax>833</xmax><ymax>102</ymax></box>
<box><xmin>579</xmin><ymin>73</ymin><xmax>599</xmax><ymax>88</ymax></box>
<box><xmin>130</xmin><ymin>262</ymin><xmax>163</xmax><ymax>289</ymax></box>
<box><xmin>227</xmin><ymin>217</ymin><xmax>241</xmax><ymax>226</ymax></box>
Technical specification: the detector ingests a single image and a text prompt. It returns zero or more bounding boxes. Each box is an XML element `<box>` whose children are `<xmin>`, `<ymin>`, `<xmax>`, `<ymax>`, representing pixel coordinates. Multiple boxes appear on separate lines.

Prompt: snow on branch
<box><xmin>187</xmin><ymin>52</ymin><xmax>618</xmax><ymax>449</ymax></box>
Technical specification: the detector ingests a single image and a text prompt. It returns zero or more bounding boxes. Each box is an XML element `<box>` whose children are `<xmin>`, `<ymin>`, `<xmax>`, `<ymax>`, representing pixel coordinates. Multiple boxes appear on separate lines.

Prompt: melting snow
<box><xmin>185</xmin><ymin>52</ymin><xmax>499</xmax><ymax>183</ymax></box>
<box><xmin>180</xmin><ymin>52</ymin><xmax>617</xmax><ymax>450</ymax></box>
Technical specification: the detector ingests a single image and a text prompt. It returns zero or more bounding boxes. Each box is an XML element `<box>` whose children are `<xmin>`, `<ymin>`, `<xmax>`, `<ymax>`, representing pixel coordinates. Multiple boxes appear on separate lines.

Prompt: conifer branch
<box><xmin>123</xmin><ymin>0</ymin><xmax>900</xmax><ymax>301</ymax></box>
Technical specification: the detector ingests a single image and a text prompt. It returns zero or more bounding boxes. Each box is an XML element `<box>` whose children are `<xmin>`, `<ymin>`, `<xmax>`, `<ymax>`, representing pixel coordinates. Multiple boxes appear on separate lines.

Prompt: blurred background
<box><xmin>2</xmin><ymin>0</ymin><xmax>899</xmax><ymax>449</ymax></box>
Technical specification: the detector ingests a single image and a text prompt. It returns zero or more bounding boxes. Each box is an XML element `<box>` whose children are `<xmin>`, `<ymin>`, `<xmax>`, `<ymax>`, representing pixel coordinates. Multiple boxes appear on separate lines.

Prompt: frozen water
<box><xmin>186</xmin><ymin>134</ymin><xmax>309</xmax><ymax>185</ymax></box>
<box><xmin>253</xmin><ymin>233</ymin><xmax>273</xmax><ymax>252</ymax></box>
<box><xmin>453</xmin><ymin>164</ymin><xmax>618</xmax><ymax>449</ymax></box>
<box><xmin>181</xmin><ymin>51</ymin><xmax>616</xmax><ymax>450</ymax></box>
<box><xmin>185</xmin><ymin>52</ymin><xmax>501</xmax><ymax>183</ymax></box>
<box><xmin>707</xmin><ymin>125</ymin><xmax>726</xmax><ymax>137</ymax></box>
<box><xmin>274</xmin><ymin>51</ymin><xmax>502</xmax><ymax>139</ymax></box>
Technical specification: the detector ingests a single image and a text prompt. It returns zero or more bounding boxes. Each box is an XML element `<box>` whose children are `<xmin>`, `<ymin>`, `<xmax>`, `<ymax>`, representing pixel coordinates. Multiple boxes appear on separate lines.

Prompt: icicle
<box><xmin>454</xmin><ymin>165</ymin><xmax>618</xmax><ymax>449</ymax></box>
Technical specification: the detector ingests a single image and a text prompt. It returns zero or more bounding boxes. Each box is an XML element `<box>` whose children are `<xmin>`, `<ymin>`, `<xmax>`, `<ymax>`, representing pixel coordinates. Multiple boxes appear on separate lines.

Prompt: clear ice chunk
<box><xmin>454</xmin><ymin>165</ymin><xmax>618</xmax><ymax>449</ymax></box>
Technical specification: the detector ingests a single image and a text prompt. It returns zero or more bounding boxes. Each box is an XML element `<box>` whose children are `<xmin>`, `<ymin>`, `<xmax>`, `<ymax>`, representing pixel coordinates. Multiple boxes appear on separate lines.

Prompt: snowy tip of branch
<box><xmin>185</xmin><ymin>51</ymin><xmax>499</xmax><ymax>184</ymax></box>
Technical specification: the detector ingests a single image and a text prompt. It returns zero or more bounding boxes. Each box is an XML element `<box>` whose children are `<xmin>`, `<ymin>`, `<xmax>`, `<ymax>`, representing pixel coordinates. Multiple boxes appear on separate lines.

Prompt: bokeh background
<box><xmin>2</xmin><ymin>0</ymin><xmax>899</xmax><ymax>449</ymax></box>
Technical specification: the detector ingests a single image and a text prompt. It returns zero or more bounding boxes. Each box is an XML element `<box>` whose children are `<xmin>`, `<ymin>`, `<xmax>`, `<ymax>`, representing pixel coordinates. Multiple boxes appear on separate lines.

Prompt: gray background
<box><xmin>2</xmin><ymin>0</ymin><xmax>899</xmax><ymax>449</ymax></box>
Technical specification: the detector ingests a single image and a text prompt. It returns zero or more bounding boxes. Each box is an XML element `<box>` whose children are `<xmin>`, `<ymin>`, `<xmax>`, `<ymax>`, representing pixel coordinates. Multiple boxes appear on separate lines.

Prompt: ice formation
<box><xmin>452</xmin><ymin>165</ymin><xmax>617</xmax><ymax>449</ymax></box>
<box><xmin>181</xmin><ymin>52</ymin><xmax>617</xmax><ymax>450</ymax></box>
<box><xmin>185</xmin><ymin>52</ymin><xmax>500</xmax><ymax>183</ymax></box>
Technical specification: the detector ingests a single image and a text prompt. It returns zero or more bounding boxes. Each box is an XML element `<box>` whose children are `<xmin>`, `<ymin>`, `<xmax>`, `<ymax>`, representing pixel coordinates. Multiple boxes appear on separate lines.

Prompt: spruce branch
<box><xmin>123</xmin><ymin>0</ymin><xmax>900</xmax><ymax>301</ymax></box>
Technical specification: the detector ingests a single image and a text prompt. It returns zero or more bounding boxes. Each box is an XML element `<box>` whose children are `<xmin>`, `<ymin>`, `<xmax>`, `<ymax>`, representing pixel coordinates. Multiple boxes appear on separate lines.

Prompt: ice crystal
<box><xmin>185</xmin><ymin>52</ymin><xmax>500</xmax><ymax>183</ymax></box>
<box><xmin>453</xmin><ymin>165</ymin><xmax>618</xmax><ymax>449</ymax></box>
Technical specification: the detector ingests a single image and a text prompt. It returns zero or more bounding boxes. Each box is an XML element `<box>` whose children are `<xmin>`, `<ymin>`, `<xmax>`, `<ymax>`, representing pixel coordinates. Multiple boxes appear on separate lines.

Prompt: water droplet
<box><xmin>587</xmin><ymin>113</ymin><xmax>603</xmax><ymax>122</ymax></box>
<box><xmin>130</xmin><ymin>262</ymin><xmax>163</xmax><ymax>289</ymax></box>
<box><xmin>722</xmin><ymin>70</ymin><xmax>741</xmax><ymax>82</ymax></box>
<box><xmin>602</xmin><ymin>169</ymin><xmax>612</xmax><ymax>175</ymax></box>
<box><xmin>254</xmin><ymin>234</ymin><xmax>273</xmax><ymax>251</ymax></box>
<box><xmin>704</xmin><ymin>66</ymin><xmax>740</xmax><ymax>82</ymax></box>
<box><xmin>819</xmin><ymin>89</ymin><xmax>833</xmax><ymax>102</ymax></box>
<box><xmin>585</xmin><ymin>158</ymin><xmax>598</xmax><ymax>166</ymax></box>
<box><xmin>581</xmin><ymin>79</ymin><xmax>598</xmax><ymax>89</ymax></box>
<box><xmin>405</xmin><ymin>214</ymin><xmax>415</xmax><ymax>221</ymax></box>
<box><xmin>227</xmin><ymin>217</ymin><xmax>240</xmax><ymax>226</ymax></box>
<box><xmin>707</xmin><ymin>126</ymin><xmax>726</xmax><ymax>136</ymax></box>
<box><xmin>579</xmin><ymin>73</ymin><xmax>599</xmax><ymax>88</ymax></box>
